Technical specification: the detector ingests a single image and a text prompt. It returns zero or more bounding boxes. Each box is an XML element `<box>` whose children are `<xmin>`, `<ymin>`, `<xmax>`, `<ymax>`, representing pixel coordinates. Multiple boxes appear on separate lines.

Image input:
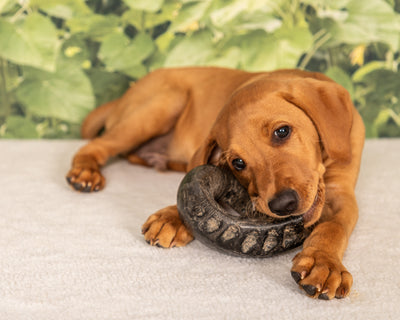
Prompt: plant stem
<box><xmin>298</xmin><ymin>30</ymin><xmax>331</xmax><ymax>70</ymax></box>
<box><xmin>10</xmin><ymin>1</ymin><xmax>31</xmax><ymax>23</ymax></box>
<box><xmin>0</xmin><ymin>58</ymin><xmax>11</xmax><ymax>118</ymax></box>
<box><xmin>141</xmin><ymin>11</ymin><xmax>146</xmax><ymax>31</ymax></box>
<box><xmin>388</xmin><ymin>109</ymin><xmax>400</xmax><ymax>127</ymax></box>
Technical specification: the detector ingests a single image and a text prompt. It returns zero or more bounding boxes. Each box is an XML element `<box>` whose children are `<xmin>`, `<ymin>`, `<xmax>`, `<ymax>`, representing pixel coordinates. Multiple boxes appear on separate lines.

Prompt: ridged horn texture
<box><xmin>177</xmin><ymin>165</ymin><xmax>312</xmax><ymax>258</ymax></box>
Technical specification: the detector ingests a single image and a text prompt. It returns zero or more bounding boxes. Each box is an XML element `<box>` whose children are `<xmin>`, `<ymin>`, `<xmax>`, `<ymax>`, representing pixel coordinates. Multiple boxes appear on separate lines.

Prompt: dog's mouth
<box><xmin>302</xmin><ymin>194</ymin><xmax>319</xmax><ymax>224</ymax></box>
<box><xmin>250</xmin><ymin>181</ymin><xmax>325</xmax><ymax>226</ymax></box>
<box><xmin>301</xmin><ymin>183</ymin><xmax>325</xmax><ymax>227</ymax></box>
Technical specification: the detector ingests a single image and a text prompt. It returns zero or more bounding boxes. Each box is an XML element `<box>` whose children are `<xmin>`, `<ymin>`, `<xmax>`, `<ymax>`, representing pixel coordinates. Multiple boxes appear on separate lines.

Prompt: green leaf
<box><xmin>59</xmin><ymin>35</ymin><xmax>92</xmax><ymax>67</ymax></box>
<box><xmin>155</xmin><ymin>31</ymin><xmax>175</xmax><ymax>53</ymax></box>
<box><xmin>355</xmin><ymin>69</ymin><xmax>400</xmax><ymax>95</ymax></box>
<box><xmin>209</xmin><ymin>0</ymin><xmax>250</xmax><ymax>27</ymax></box>
<box><xmin>30</xmin><ymin>0</ymin><xmax>92</xmax><ymax>19</ymax></box>
<box><xmin>122</xmin><ymin>1</ymin><xmax>179</xmax><ymax>30</ymax></box>
<box><xmin>238</xmin><ymin>25</ymin><xmax>313</xmax><ymax>71</ymax></box>
<box><xmin>2</xmin><ymin>62</ymin><xmax>22</xmax><ymax>92</ymax></box>
<box><xmin>209</xmin><ymin>0</ymin><xmax>281</xmax><ymax>33</ymax></box>
<box><xmin>310</xmin><ymin>0</ymin><xmax>400</xmax><ymax>50</ymax></box>
<box><xmin>35</xmin><ymin>119</ymin><xmax>82</xmax><ymax>139</ymax></box>
<box><xmin>207</xmin><ymin>47</ymin><xmax>241</xmax><ymax>68</ymax></box>
<box><xmin>86</xmin><ymin>69</ymin><xmax>131</xmax><ymax>107</ymax></box>
<box><xmin>123</xmin><ymin>0</ymin><xmax>164</xmax><ymax>12</ymax></box>
<box><xmin>121</xmin><ymin>64</ymin><xmax>148</xmax><ymax>79</ymax></box>
<box><xmin>374</xmin><ymin>109</ymin><xmax>400</xmax><ymax>137</ymax></box>
<box><xmin>0</xmin><ymin>0</ymin><xmax>16</xmax><ymax>14</ymax></box>
<box><xmin>352</xmin><ymin>61</ymin><xmax>388</xmax><ymax>82</ymax></box>
<box><xmin>121</xmin><ymin>9</ymin><xmax>144</xmax><ymax>30</ymax></box>
<box><xmin>15</xmin><ymin>62</ymin><xmax>94</xmax><ymax>123</ymax></box>
<box><xmin>325</xmin><ymin>66</ymin><xmax>354</xmax><ymax>98</ymax></box>
<box><xmin>354</xmin><ymin>68</ymin><xmax>400</xmax><ymax>137</ymax></box>
<box><xmin>169</xmin><ymin>0</ymin><xmax>212</xmax><ymax>32</ymax></box>
<box><xmin>99</xmin><ymin>32</ymin><xmax>154</xmax><ymax>77</ymax></box>
<box><xmin>373</xmin><ymin>109</ymin><xmax>400</xmax><ymax>137</ymax></box>
<box><xmin>4</xmin><ymin>116</ymin><xmax>39</xmax><ymax>138</ymax></box>
<box><xmin>0</xmin><ymin>13</ymin><xmax>60</xmax><ymax>71</ymax></box>
<box><xmin>374</xmin><ymin>109</ymin><xmax>392</xmax><ymax>128</ymax></box>
<box><xmin>67</xmin><ymin>14</ymin><xmax>121</xmax><ymax>41</ymax></box>
<box><xmin>301</xmin><ymin>0</ymin><xmax>351</xmax><ymax>11</ymax></box>
<box><xmin>164</xmin><ymin>30</ymin><xmax>214</xmax><ymax>67</ymax></box>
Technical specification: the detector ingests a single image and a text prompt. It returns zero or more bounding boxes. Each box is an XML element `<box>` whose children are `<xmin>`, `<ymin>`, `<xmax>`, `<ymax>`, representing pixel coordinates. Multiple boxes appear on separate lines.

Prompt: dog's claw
<box><xmin>302</xmin><ymin>285</ymin><xmax>317</xmax><ymax>296</ymax></box>
<box><xmin>66</xmin><ymin>165</ymin><xmax>105</xmax><ymax>193</ymax></box>
<box><xmin>291</xmin><ymin>271</ymin><xmax>302</xmax><ymax>283</ymax></box>
<box><xmin>292</xmin><ymin>247</ymin><xmax>353</xmax><ymax>300</ymax></box>
<box><xmin>73</xmin><ymin>182</ymin><xmax>83</xmax><ymax>191</ymax></box>
<box><xmin>318</xmin><ymin>293</ymin><xmax>329</xmax><ymax>300</ymax></box>
<box><xmin>335</xmin><ymin>287</ymin><xmax>347</xmax><ymax>299</ymax></box>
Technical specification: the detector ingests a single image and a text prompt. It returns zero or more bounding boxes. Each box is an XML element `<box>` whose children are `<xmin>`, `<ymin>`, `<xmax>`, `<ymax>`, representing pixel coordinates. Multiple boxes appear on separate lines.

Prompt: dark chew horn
<box><xmin>177</xmin><ymin>165</ymin><xmax>311</xmax><ymax>258</ymax></box>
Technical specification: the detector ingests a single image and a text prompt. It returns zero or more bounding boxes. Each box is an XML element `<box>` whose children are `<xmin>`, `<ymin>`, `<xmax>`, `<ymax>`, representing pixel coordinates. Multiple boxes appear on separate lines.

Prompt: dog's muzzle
<box><xmin>268</xmin><ymin>189</ymin><xmax>299</xmax><ymax>216</ymax></box>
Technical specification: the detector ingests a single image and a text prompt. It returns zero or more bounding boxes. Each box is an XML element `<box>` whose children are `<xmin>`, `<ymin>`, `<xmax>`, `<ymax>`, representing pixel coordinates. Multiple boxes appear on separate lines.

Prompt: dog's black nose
<box><xmin>268</xmin><ymin>189</ymin><xmax>299</xmax><ymax>216</ymax></box>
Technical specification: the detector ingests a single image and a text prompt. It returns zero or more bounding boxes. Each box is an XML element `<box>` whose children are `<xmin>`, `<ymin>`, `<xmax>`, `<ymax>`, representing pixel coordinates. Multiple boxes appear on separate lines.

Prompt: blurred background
<box><xmin>1</xmin><ymin>0</ymin><xmax>400</xmax><ymax>139</ymax></box>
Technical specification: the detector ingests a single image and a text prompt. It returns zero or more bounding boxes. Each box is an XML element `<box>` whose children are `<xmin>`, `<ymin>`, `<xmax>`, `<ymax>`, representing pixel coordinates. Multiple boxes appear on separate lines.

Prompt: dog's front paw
<box><xmin>142</xmin><ymin>205</ymin><xmax>194</xmax><ymax>248</ymax></box>
<box><xmin>66</xmin><ymin>155</ymin><xmax>105</xmax><ymax>192</ymax></box>
<box><xmin>291</xmin><ymin>247</ymin><xmax>353</xmax><ymax>300</ymax></box>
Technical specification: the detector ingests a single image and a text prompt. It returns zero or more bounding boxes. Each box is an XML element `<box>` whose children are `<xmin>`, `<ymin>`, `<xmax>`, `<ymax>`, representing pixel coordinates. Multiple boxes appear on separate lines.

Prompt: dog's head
<box><xmin>189</xmin><ymin>72</ymin><xmax>354</xmax><ymax>227</ymax></box>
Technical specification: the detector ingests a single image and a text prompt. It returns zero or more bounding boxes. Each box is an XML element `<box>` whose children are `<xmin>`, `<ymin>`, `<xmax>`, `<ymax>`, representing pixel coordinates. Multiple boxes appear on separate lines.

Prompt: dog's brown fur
<box><xmin>66</xmin><ymin>67</ymin><xmax>365</xmax><ymax>300</ymax></box>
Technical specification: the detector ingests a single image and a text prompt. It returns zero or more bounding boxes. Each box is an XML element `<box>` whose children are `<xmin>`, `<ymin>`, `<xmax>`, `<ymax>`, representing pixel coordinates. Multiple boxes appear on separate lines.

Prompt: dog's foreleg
<box><xmin>142</xmin><ymin>205</ymin><xmax>194</xmax><ymax>248</ymax></box>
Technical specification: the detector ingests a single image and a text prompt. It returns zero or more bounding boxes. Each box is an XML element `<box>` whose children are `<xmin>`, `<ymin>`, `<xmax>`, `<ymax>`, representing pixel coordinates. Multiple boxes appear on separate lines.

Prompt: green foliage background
<box><xmin>1</xmin><ymin>0</ymin><xmax>400</xmax><ymax>138</ymax></box>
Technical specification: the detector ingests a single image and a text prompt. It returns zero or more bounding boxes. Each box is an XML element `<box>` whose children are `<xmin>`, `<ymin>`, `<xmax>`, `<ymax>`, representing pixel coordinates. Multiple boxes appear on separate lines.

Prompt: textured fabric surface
<box><xmin>0</xmin><ymin>139</ymin><xmax>399</xmax><ymax>320</ymax></box>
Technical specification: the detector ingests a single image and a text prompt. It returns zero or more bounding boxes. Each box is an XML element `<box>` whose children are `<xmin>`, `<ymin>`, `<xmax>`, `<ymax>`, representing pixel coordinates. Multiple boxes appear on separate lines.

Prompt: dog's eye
<box><xmin>232</xmin><ymin>158</ymin><xmax>246</xmax><ymax>171</ymax></box>
<box><xmin>274</xmin><ymin>126</ymin><xmax>291</xmax><ymax>140</ymax></box>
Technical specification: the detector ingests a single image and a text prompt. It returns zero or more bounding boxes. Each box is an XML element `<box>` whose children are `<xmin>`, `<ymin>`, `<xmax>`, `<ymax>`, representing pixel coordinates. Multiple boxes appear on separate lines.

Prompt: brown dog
<box><xmin>66</xmin><ymin>67</ymin><xmax>365</xmax><ymax>300</ymax></box>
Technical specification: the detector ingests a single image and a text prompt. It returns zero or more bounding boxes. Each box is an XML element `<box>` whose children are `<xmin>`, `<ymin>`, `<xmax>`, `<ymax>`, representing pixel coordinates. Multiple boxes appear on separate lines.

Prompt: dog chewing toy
<box><xmin>177</xmin><ymin>165</ymin><xmax>311</xmax><ymax>257</ymax></box>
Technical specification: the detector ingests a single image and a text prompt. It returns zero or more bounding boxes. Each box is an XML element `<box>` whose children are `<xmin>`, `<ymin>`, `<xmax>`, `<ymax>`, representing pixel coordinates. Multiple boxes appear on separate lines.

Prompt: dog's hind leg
<box><xmin>66</xmin><ymin>71</ymin><xmax>189</xmax><ymax>192</ymax></box>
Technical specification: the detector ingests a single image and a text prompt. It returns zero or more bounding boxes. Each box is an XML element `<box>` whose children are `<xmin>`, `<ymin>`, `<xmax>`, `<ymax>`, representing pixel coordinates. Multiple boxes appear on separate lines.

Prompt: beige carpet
<box><xmin>0</xmin><ymin>139</ymin><xmax>399</xmax><ymax>319</ymax></box>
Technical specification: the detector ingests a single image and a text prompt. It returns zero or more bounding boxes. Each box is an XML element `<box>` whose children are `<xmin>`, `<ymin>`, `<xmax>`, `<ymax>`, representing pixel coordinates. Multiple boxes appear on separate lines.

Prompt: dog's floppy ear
<box><xmin>188</xmin><ymin>136</ymin><xmax>222</xmax><ymax>171</ymax></box>
<box><xmin>281</xmin><ymin>78</ymin><xmax>354</xmax><ymax>163</ymax></box>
